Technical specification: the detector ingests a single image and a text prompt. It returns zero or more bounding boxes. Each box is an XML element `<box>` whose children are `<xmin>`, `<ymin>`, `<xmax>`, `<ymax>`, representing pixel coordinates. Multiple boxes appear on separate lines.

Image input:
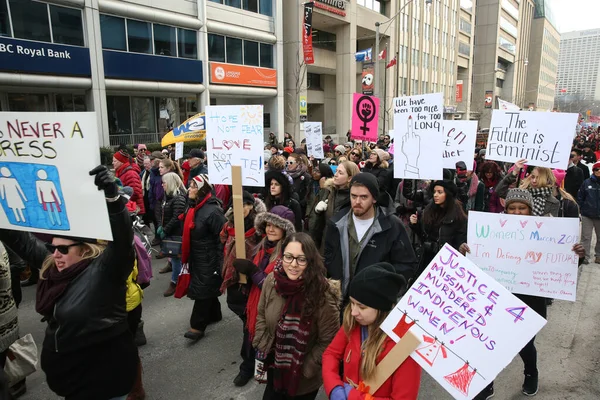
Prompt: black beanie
<box><xmin>431</xmin><ymin>179</ymin><xmax>458</xmax><ymax>198</ymax></box>
<box><xmin>242</xmin><ymin>190</ymin><xmax>255</xmax><ymax>205</ymax></box>
<box><xmin>349</xmin><ymin>262</ymin><xmax>405</xmax><ymax>311</ymax></box>
<box><xmin>350</xmin><ymin>173</ymin><xmax>380</xmax><ymax>199</ymax></box>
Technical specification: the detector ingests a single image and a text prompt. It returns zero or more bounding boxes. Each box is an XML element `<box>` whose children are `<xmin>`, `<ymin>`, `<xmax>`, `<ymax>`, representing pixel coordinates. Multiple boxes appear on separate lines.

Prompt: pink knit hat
<box><xmin>552</xmin><ymin>169</ymin><xmax>566</xmax><ymax>188</ymax></box>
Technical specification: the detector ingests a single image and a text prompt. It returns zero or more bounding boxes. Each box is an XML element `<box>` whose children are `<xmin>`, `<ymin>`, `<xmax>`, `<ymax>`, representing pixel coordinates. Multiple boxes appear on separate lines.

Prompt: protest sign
<box><xmin>0</xmin><ymin>112</ymin><xmax>112</xmax><ymax>240</ymax></box>
<box><xmin>175</xmin><ymin>141</ymin><xmax>183</xmax><ymax>160</ymax></box>
<box><xmin>205</xmin><ymin>105</ymin><xmax>265</xmax><ymax>187</ymax></box>
<box><xmin>351</xmin><ymin>93</ymin><xmax>379</xmax><ymax>142</ymax></box>
<box><xmin>486</xmin><ymin>110</ymin><xmax>578</xmax><ymax>169</ymax></box>
<box><xmin>466</xmin><ymin>211</ymin><xmax>579</xmax><ymax>301</ymax></box>
<box><xmin>442</xmin><ymin>121</ymin><xmax>477</xmax><ymax>170</ymax></box>
<box><xmin>304</xmin><ymin>122</ymin><xmax>324</xmax><ymax>158</ymax></box>
<box><xmin>381</xmin><ymin>244</ymin><xmax>547</xmax><ymax>400</ymax></box>
<box><xmin>393</xmin><ymin>93</ymin><xmax>444</xmax><ymax>180</ymax></box>
<box><xmin>161</xmin><ymin>112</ymin><xmax>206</xmax><ymax>147</ymax></box>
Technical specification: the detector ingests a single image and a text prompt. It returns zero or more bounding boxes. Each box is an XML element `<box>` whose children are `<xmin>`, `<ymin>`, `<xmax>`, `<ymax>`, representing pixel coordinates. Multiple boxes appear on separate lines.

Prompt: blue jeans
<box><xmin>170</xmin><ymin>257</ymin><xmax>182</xmax><ymax>284</ymax></box>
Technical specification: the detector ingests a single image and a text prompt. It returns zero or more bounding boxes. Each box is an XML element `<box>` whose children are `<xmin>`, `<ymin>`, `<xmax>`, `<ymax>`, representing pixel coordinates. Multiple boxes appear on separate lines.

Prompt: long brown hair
<box><xmin>342</xmin><ymin>304</ymin><xmax>391</xmax><ymax>381</ymax></box>
<box><xmin>281</xmin><ymin>232</ymin><xmax>328</xmax><ymax>317</ymax></box>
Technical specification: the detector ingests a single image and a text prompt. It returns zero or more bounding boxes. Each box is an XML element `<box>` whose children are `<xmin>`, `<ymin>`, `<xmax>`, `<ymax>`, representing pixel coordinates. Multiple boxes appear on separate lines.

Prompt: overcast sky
<box><xmin>553</xmin><ymin>0</ymin><xmax>600</xmax><ymax>33</ymax></box>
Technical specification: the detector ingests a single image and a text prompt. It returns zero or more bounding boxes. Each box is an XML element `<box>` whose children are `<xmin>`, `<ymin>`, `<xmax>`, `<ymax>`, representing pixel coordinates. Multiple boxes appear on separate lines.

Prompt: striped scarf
<box><xmin>272</xmin><ymin>265</ymin><xmax>311</xmax><ymax>396</ymax></box>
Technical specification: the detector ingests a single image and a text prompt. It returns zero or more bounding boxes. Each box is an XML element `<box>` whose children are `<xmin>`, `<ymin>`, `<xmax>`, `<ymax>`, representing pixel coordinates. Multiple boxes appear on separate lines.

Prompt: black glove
<box><xmin>233</xmin><ymin>259</ymin><xmax>258</xmax><ymax>276</ymax></box>
<box><xmin>89</xmin><ymin>165</ymin><xmax>118</xmax><ymax>198</ymax></box>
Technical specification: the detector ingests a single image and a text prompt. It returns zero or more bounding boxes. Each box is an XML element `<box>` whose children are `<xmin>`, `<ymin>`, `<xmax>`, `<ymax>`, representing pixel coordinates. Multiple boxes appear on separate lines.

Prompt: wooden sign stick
<box><xmin>363</xmin><ymin>330</ymin><xmax>421</xmax><ymax>394</ymax></box>
<box><xmin>232</xmin><ymin>166</ymin><xmax>247</xmax><ymax>284</ymax></box>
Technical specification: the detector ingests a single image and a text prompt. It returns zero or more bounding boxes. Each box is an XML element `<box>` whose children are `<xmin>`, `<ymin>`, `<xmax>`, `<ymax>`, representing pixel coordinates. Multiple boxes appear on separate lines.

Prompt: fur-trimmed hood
<box><xmin>326</xmin><ymin>278</ymin><xmax>342</xmax><ymax>308</ymax></box>
<box><xmin>224</xmin><ymin>197</ymin><xmax>267</xmax><ymax>223</ymax></box>
<box><xmin>254</xmin><ymin>208</ymin><xmax>296</xmax><ymax>236</ymax></box>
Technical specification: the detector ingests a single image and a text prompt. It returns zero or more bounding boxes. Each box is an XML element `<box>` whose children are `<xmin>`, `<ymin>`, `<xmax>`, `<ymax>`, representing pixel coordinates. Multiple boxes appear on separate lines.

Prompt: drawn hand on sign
<box><xmin>401</xmin><ymin>116</ymin><xmax>421</xmax><ymax>177</ymax></box>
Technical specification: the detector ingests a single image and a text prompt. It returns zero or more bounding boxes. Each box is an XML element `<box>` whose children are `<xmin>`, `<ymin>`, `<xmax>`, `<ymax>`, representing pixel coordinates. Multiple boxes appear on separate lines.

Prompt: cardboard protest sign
<box><xmin>467</xmin><ymin>211</ymin><xmax>579</xmax><ymax>301</ymax></box>
<box><xmin>486</xmin><ymin>110</ymin><xmax>578</xmax><ymax>169</ymax></box>
<box><xmin>0</xmin><ymin>112</ymin><xmax>112</xmax><ymax>240</ymax></box>
<box><xmin>304</xmin><ymin>122</ymin><xmax>324</xmax><ymax>158</ymax></box>
<box><xmin>393</xmin><ymin>93</ymin><xmax>444</xmax><ymax>180</ymax></box>
<box><xmin>161</xmin><ymin>112</ymin><xmax>206</xmax><ymax>147</ymax></box>
<box><xmin>381</xmin><ymin>244</ymin><xmax>547</xmax><ymax>400</ymax></box>
<box><xmin>442</xmin><ymin>121</ymin><xmax>477</xmax><ymax>170</ymax></box>
<box><xmin>351</xmin><ymin>93</ymin><xmax>379</xmax><ymax>142</ymax></box>
<box><xmin>206</xmin><ymin>105</ymin><xmax>265</xmax><ymax>187</ymax></box>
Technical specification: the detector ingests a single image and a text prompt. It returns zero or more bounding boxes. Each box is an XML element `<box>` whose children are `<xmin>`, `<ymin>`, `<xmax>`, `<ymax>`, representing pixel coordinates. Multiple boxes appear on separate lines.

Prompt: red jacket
<box><xmin>116</xmin><ymin>163</ymin><xmax>145</xmax><ymax>215</ymax></box>
<box><xmin>322</xmin><ymin>326</ymin><xmax>421</xmax><ymax>400</ymax></box>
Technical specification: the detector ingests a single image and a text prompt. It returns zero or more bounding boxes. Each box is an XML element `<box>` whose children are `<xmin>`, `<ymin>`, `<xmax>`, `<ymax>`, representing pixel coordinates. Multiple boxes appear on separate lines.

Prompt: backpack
<box><xmin>133</xmin><ymin>235</ymin><xmax>153</xmax><ymax>288</ymax></box>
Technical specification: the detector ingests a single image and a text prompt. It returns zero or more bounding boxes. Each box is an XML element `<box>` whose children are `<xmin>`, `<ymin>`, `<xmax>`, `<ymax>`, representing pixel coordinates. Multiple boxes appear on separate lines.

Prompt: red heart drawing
<box><xmin>520</xmin><ymin>220</ymin><xmax>529</xmax><ymax>228</ymax></box>
<box><xmin>222</xmin><ymin>140</ymin><xmax>234</xmax><ymax>150</ymax></box>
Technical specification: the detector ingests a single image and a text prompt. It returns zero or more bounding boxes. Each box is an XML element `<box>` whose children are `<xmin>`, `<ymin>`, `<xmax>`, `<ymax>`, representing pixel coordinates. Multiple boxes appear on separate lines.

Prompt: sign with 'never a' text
<box><xmin>0</xmin><ymin>112</ymin><xmax>112</xmax><ymax>240</ymax></box>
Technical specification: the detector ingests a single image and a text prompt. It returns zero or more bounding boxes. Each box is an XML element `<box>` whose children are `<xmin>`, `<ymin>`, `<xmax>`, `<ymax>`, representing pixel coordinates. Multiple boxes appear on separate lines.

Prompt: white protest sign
<box><xmin>466</xmin><ymin>211</ymin><xmax>579</xmax><ymax>301</ymax></box>
<box><xmin>442</xmin><ymin>121</ymin><xmax>477</xmax><ymax>170</ymax></box>
<box><xmin>393</xmin><ymin>93</ymin><xmax>444</xmax><ymax>180</ymax></box>
<box><xmin>0</xmin><ymin>112</ymin><xmax>112</xmax><ymax>240</ymax></box>
<box><xmin>381</xmin><ymin>244</ymin><xmax>546</xmax><ymax>400</ymax></box>
<box><xmin>206</xmin><ymin>105</ymin><xmax>265</xmax><ymax>187</ymax></box>
<box><xmin>175</xmin><ymin>141</ymin><xmax>183</xmax><ymax>160</ymax></box>
<box><xmin>486</xmin><ymin>110</ymin><xmax>578</xmax><ymax>169</ymax></box>
<box><xmin>304</xmin><ymin>122</ymin><xmax>324</xmax><ymax>159</ymax></box>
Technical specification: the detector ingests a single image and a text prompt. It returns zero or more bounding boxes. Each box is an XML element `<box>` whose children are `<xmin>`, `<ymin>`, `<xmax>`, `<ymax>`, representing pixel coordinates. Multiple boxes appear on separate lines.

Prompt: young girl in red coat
<box><xmin>322</xmin><ymin>262</ymin><xmax>422</xmax><ymax>400</ymax></box>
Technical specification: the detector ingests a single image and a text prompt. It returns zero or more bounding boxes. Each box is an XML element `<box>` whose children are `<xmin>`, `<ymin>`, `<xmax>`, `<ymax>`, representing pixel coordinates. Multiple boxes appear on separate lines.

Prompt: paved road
<box><xmin>17</xmin><ymin>258</ymin><xmax>600</xmax><ymax>400</ymax></box>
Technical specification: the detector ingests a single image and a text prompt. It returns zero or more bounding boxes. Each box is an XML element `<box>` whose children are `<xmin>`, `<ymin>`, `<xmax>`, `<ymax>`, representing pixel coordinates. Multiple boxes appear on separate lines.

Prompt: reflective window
<box><xmin>101</xmin><ymin>15</ymin><xmax>127</xmax><ymax>51</ymax></box>
<box><xmin>226</xmin><ymin>37</ymin><xmax>243</xmax><ymax>64</ymax></box>
<box><xmin>459</xmin><ymin>18</ymin><xmax>472</xmax><ymax>34</ymax></box>
<box><xmin>243</xmin><ymin>0</ymin><xmax>258</xmax><ymax>13</ymax></box>
<box><xmin>50</xmin><ymin>5</ymin><xmax>84</xmax><ymax>46</ymax></box>
<box><xmin>260</xmin><ymin>43</ymin><xmax>273</xmax><ymax>68</ymax></box>
<box><xmin>178</xmin><ymin>28</ymin><xmax>197</xmax><ymax>59</ymax></box>
<box><xmin>313</xmin><ymin>29</ymin><xmax>336</xmax><ymax>52</ymax></box>
<box><xmin>308</xmin><ymin>73</ymin><xmax>321</xmax><ymax>89</ymax></box>
<box><xmin>459</xmin><ymin>42</ymin><xmax>470</xmax><ymax>56</ymax></box>
<box><xmin>0</xmin><ymin>0</ymin><xmax>10</xmax><ymax>37</ymax></box>
<box><xmin>131</xmin><ymin>97</ymin><xmax>156</xmax><ymax>134</ymax></box>
<box><xmin>56</xmin><ymin>94</ymin><xmax>86</xmax><ymax>112</ymax></box>
<box><xmin>226</xmin><ymin>0</ymin><xmax>242</xmax><ymax>6</ymax></box>
<box><xmin>244</xmin><ymin>40</ymin><xmax>259</xmax><ymax>66</ymax></box>
<box><xmin>107</xmin><ymin>96</ymin><xmax>132</xmax><ymax>135</ymax></box>
<box><xmin>128</xmin><ymin>20</ymin><xmax>152</xmax><ymax>54</ymax></box>
<box><xmin>259</xmin><ymin>0</ymin><xmax>272</xmax><ymax>16</ymax></box>
<box><xmin>500</xmin><ymin>16</ymin><xmax>518</xmax><ymax>38</ymax></box>
<box><xmin>208</xmin><ymin>34</ymin><xmax>226</xmax><ymax>62</ymax></box>
<box><xmin>8</xmin><ymin>93</ymin><xmax>49</xmax><ymax>112</ymax></box>
<box><xmin>9</xmin><ymin>0</ymin><xmax>50</xmax><ymax>42</ymax></box>
<box><xmin>154</xmin><ymin>24</ymin><xmax>176</xmax><ymax>56</ymax></box>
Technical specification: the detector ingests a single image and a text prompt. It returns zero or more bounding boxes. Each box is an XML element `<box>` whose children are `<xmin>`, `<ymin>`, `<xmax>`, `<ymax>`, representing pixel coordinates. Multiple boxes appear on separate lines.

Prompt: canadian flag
<box><xmin>378</xmin><ymin>49</ymin><xmax>387</xmax><ymax>60</ymax></box>
<box><xmin>386</xmin><ymin>57</ymin><xmax>397</xmax><ymax>69</ymax></box>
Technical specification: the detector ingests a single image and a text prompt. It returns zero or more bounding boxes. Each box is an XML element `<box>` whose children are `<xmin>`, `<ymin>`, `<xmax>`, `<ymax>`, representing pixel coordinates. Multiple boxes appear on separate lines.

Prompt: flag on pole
<box><xmin>497</xmin><ymin>98</ymin><xmax>520</xmax><ymax>111</ymax></box>
<box><xmin>355</xmin><ymin>48</ymin><xmax>373</xmax><ymax>62</ymax></box>
<box><xmin>378</xmin><ymin>49</ymin><xmax>387</xmax><ymax>60</ymax></box>
<box><xmin>386</xmin><ymin>57</ymin><xmax>397</xmax><ymax>69</ymax></box>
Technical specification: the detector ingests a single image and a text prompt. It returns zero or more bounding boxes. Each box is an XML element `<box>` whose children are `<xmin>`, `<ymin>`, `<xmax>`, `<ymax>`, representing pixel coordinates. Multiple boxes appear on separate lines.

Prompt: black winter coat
<box><xmin>362</xmin><ymin>164</ymin><xmax>392</xmax><ymax>195</ymax></box>
<box><xmin>187</xmin><ymin>196</ymin><xmax>227</xmax><ymax>300</ymax></box>
<box><xmin>292</xmin><ymin>172</ymin><xmax>312</xmax><ymax>215</ymax></box>
<box><xmin>161</xmin><ymin>191</ymin><xmax>186</xmax><ymax>236</ymax></box>
<box><xmin>565</xmin><ymin>165</ymin><xmax>584</xmax><ymax>200</ymax></box>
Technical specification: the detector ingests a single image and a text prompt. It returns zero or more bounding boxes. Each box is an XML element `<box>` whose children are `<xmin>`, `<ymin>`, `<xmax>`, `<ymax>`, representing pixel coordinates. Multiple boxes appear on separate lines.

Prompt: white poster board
<box><xmin>467</xmin><ymin>211</ymin><xmax>579</xmax><ymax>301</ymax></box>
<box><xmin>304</xmin><ymin>122</ymin><xmax>324</xmax><ymax>159</ymax></box>
<box><xmin>393</xmin><ymin>93</ymin><xmax>444</xmax><ymax>180</ymax></box>
<box><xmin>486</xmin><ymin>110</ymin><xmax>578</xmax><ymax>169</ymax></box>
<box><xmin>206</xmin><ymin>105</ymin><xmax>265</xmax><ymax>187</ymax></box>
<box><xmin>175</xmin><ymin>141</ymin><xmax>184</xmax><ymax>160</ymax></box>
<box><xmin>442</xmin><ymin>120</ymin><xmax>478</xmax><ymax>170</ymax></box>
<box><xmin>0</xmin><ymin>112</ymin><xmax>112</xmax><ymax>240</ymax></box>
<box><xmin>381</xmin><ymin>244</ymin><xmax>547</xmax><ymax>400</ymax></box>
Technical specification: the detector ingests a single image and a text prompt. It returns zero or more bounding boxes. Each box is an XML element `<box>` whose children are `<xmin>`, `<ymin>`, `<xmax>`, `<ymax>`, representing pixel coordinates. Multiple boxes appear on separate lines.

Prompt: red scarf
<box><xmin>246</xmin><ymin>245</ymin><xmax>278</xmax><ymax>339</ymax></box>
<box><xmin>180</xmin><ymin>193</ymin><xmax>212</xmax><ymax>264</ymax></box>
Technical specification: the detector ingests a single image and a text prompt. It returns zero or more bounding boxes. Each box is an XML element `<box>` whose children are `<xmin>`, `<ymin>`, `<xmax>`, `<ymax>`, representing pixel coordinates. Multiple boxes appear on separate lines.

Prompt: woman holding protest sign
<box><xmin>0</xmin><ymin>165</ymin><xmax>138</xmax><ymax>400</ymax></box>
<box><xmin>459</xmin><ymin>188</ymin><xmax>585</xmax><ymax>399</ymax></box>
<box><xmin>322</xmin><ymin>262</ymin><xmax>421</xmax><ymax>400</ymax></box>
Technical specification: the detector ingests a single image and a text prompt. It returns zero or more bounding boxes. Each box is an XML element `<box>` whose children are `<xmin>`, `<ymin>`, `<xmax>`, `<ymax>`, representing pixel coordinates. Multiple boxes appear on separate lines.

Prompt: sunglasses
<box><xmin>594</xmin><ymin>168</ymin><xmax>600</xmax><ymax>172</ymax></box>
<box><xmin>45</xmin><ymin>242</ymin><xmax>82</xmax><ymax>255</ymax></box>
<box><xmin>570</xmin><ymin>154</ymin><xmax>576</xmax><ymax>158</ymax></box>
<box><xmin>286</xmin><ymin>161</ymin><xmax>296</xmax><ymax>165</ymax></box>
<box><xmin>351</xmin><ymin>152</ymin><xmax>359</xmax><ymax>156</ymax></box>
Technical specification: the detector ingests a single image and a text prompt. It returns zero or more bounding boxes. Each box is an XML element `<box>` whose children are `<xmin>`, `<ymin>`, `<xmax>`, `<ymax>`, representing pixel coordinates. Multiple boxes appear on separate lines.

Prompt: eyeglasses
<box><xmin>286</xmin><ymin>161</ymin><xmax>296</xmax><ymax>165</ymax></box>
<box><xmin>283</xmin><ymin>253</ymin><xmax>308</xmax><ymax>266</ymax></box>
<box><xmin>45</xmin><ymin>242</ymin><xmax>82</xmax><ymax>255</ymax></box>
<box><xmin>329</xmin><ymin>161</ymin><xmax>337</xmax><ymax>165</ymax></box>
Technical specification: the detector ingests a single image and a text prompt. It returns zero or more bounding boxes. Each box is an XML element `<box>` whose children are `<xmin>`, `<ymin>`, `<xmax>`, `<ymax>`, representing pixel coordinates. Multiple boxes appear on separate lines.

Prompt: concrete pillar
<box><xmin>336</xmin><ymin>21</ymin><xmax>357</xmax><ymax>140</ymax></box>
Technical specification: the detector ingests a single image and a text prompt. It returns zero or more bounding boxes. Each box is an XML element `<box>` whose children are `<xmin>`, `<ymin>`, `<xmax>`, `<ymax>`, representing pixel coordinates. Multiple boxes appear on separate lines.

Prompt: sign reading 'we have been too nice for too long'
<box><xmin>0</xmin><ymin>112</ymin><xmax>112</xmax><ymax>240</ymax></box>
<box><xmin>206</xmin><ymin>105</ymin><xmax>265</xmax><ymax>187</ymax></box>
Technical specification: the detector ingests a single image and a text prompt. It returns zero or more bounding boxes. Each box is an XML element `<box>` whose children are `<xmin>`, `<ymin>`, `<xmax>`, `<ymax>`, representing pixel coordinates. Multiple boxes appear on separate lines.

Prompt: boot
<box><xmin>163</xmin><ymin>282</ymin><xmax>176</xmax><ymax>297</ymax></box>
<box><xmin>134</xmin><ymin>320</ymin><xmax>147</xmax><ymax>346</ymax></box>
<box><xmin>127</xmin><ymin>359</ymin><xmax>145</xmax><ymax>400</ymax></box>
<box><xmin>158</xmin><ymin>261</ymin><xmax>172</xmax><ymax>273</ymax></box>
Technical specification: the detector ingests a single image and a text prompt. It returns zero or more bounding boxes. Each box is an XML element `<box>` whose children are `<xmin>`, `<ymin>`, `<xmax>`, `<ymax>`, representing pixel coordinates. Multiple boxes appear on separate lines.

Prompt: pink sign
<box><xmin>351</xmin><ymin>93</ymin><xmax>379</xmax><ymax>142</ymax></box>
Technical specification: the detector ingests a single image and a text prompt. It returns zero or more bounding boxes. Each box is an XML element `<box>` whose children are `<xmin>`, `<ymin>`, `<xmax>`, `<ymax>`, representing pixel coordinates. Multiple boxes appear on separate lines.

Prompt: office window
<box><xmin>56</xmin><ymin>94</ymin><xmax>86</xmax><ymax>112</ymax></box>
<box><xmin>313</xmin><ymin>29</ymin><xmax>336</xmax><ymax>51</ymax></box>
<box><xmin>226</xmin><ymin>37</ymin><xmax>243</xmax><ymax>64</ymax></box>
<box><xmin>225</xmin><ymin>0</ymin><xmax>242</xmax><ymax>6</ymax></box>
<box><xmin>308</xmin><ymin>73</ymin><xmax>321</xmax><ymax>89</ymax></box>
<box><xmin>259</xmin><ymin>0</ymin><xmax>272</xmax><ymax>16</ymax></box>
<box><xmin>459</xmin><ymin>41</ymin><xmax>470</xmax><ymax>56</ymax></box>
<box><xmin>208</xmin><ymin>34</ymin><xmax>226</xmax><ymax>62</ymax></box>
<box><xmin>107</xmin><ymin>96</ymin><xmax>132</xmax><ymax>135</ymax></box>
<box><xmin>154</xmin><ymin>24</ymin><xmax>176</xmax><ymax>56</ymax></box>
<box><xmin>50</xmin><ymin>5</ymin><xmax>84</xmax><ymax>46</ymax></box>
<box><xmin>127</xmin><ymin>20</ymin><xmax>152</xmax><ymax>54</ymax></box>
<box><xmin>178</xmin><ymin>28</ymin><xmax>197</xmax><ymax>59</ymax></box>
<box><xmin>8</xmin><ymin>93</ymin><xmax>49</xmax><ymax>112</ymax></box>
<box><xmin>260</xmin><ymin>43</ymin><xmax>273</xmax><ymax>68</ymax></box>
<box><xmin>244</xmin><ymin>40</ymin><xmax>259</xmax><ymax>66</ymax></box>
<box><xmin>101</xmin><ymin>15</ymin><xmax>127</xmax><ymax>51</ymax></box>
<box><xmin>131</xmin><ymin>97</ymin><xmax>156</xmax><ymax>134</ymax></box>
<box><xmin>243</xmin><ymin>0</ymin><xmax>258</xmax><ymax>13</ymax></box>
<box><xmin>459</xmin><ymin>18</ymin><xmax>471</xmax><ymax>34</ymax></box>
<box><xmin>9</xmin><ymin>0</ymin><xmax>50</xmax><ymax>42</ymax></box>
<box><xmin>0</xmin><ymin>0</ymin><xmax>8</xmax><ymax>37</ymax></box>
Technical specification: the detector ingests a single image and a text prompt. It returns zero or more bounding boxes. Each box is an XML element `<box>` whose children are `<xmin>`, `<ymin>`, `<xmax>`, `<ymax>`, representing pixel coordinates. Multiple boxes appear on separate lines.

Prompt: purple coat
<box><xmin>148</xmin><ymin>167</ymin><xmax>164</xmax><ymax>211</ymax></box>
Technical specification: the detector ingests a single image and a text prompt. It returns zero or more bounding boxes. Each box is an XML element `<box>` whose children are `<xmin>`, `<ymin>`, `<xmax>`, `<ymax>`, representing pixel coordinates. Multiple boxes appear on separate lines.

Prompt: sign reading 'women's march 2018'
<box><xmin>0</xmin><ymin>112</ymin><xmax>112</xmax><ymax>240</ymax></box>
<box><xmin>381</xmin><ymin>244</ymin><xmax>547</xmax><ymax>400</ymax></box>
<box><xmin>486</xmin><ymin>110</ymin><xmax>578</xmax><ymax>169</ymax></box>
<box><xmin>467</xmin><ymin>211</ymin><xmax>580</xmax><ymax>301</ymax></box>
<box><xmin>206</xmin><ymin>105</ymin><xmax>265</xmax><ymax>187</ymax></box>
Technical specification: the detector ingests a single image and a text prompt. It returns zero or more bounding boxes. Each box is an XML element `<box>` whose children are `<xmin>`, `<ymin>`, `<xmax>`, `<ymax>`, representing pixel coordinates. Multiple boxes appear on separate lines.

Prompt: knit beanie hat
<box><xmin>552</xmin><ymin>169</ymin><xmax>566</xmax><ymax>188</ymax></box>
<box><xmin>505</xmin><ymin>188</ymin><xmax>533</xmax><ymax>210</ymax></box>
<box><xmin>350</xmin><ymin>173</ymin><xmax>380</xmax><ymax>199</ymax></box>
<box><xmin>191</xmin><ymin>174</ymin><xmax>213</xmax><ymax>192</ymax></box>
<box><xmin>431</xmin><ymin>179</ymin><xmax>458</xmax><ymax>198</ymax></box>
<box><xmin>243</xmin><ymin>190</ymin><xmax>255</xmax><ymax>205</ymax></box>
<box><xmin>593</xmin><ymin>162</ymin><xmax>600</xmax><ymax>170</ymax></box>
<box><xmin>349</xmin><ymin>262</ymin><xmax>405</xmax><ymax>311</ymax></box>
<box><xmin>318</xmin><ymin>163</ymin><xmax>334</xmax><ymax>178</ymax></box>
<box><xmin>334</xmin><ymin>145</ymin><xmax>346</xmax><ymax>154</ymax></box>
<box><xmin>113</xmin><ymin>150</ymin><xmax>130</xmax><ymax>164</ymax></box>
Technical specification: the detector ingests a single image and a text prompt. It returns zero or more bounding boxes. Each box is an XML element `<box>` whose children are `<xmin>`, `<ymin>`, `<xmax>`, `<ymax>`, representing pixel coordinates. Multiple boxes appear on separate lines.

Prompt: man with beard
<box><xmin>324</xmin><ymin>173</ymin><xmax>417</xmax><ymax>304</ymax></box>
